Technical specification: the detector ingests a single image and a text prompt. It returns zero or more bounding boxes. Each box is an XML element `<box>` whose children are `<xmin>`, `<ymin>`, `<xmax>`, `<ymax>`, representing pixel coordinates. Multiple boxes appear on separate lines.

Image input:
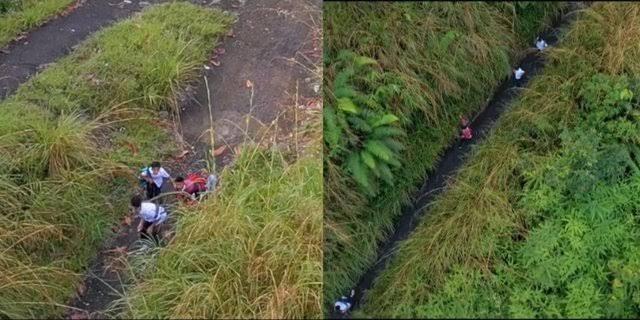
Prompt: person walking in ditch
<box><xmin>130</xmin><ymin>195</ymin><xmax>168</xmax><ymax>241</ymax></box>
<box><xmin>536</xmin><ymin>36</ymin><xmax>548</xmax><ymax>51</ymax></box>
<box><xmin>460</xmin><ymin>116</ymin><xmax>473</xmax><ymax>141</ymax></box>
<box><xmin>513</xmin><ymin>67</ymin><xmax>525</xmax><ymax>87</ymax></box>
<box><xmin>139</xmin><ymin>161</ymin><xmax>171</xmax><ymax>200</ymax></box>
<box><xmin>334</xmin><ymin>289</ymin><xmax>356</xmax><ymax>315</ymax></box>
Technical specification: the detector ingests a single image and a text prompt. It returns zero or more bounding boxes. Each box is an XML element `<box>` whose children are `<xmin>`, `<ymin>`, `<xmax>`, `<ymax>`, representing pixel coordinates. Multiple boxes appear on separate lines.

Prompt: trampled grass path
<box><xmin>334</xmin><ymin>2</ymin><xmax>589</xmax><ymax>317</ymax></box>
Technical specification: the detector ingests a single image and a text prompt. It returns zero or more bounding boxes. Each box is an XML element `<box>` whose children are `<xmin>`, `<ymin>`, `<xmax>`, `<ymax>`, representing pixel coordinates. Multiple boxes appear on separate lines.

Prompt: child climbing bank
<box><xmin>513</xmin><ymin>67</ymin><xmax>525</xmax><ymax>87</ymax></box>
<box><xmin>536</xmin><ymin>36</ymin><xmax>548</xmax><ymax>51</ymax></box>
<box><xmin>139</xmin><ymin>161</ymin><xmax>171</xmax><ymax>200</ymax></box>
<box><xmin>173</xmin><ymin>172</ymin><xmax>218</xmax><ymax>203</ymax></box>
<box><xmin>130</xmin><ymin>195</ymin><xmax>168</xmax><ymax>241</ymax></box>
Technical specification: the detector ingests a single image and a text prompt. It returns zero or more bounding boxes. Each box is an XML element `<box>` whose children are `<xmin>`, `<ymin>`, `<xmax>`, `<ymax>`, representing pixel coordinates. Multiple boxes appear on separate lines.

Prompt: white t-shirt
<box><xmin>139</xmin><ymin>202</ymin><xmax>167</xmax><ymax>224</ymax></box>
<box><xmin>514</xmin><ymin>68</ymin><xmax>525</xmax><ymax>80</ymax></box>
<box><xmin>141</xmin><ymin>167</ymin><xmax>170</xmax><ymax>188</ymax></box>
<box><xmin>334</xmin><ymin>301</ymin><xmax>351</xmax><ymax>313</ymax></box>
<box><xmin>536</xmin><ymin>39</ymin><xmax>548</xmax><ymax>51</ymax></box>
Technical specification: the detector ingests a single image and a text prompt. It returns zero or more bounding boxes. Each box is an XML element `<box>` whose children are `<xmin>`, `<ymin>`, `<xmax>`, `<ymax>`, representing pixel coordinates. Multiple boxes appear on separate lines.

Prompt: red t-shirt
<box><xmin>461</xmin><ymin>127</ymin><xmax>473</xmax><ymax>140</ymax></box>
<box><xmin>183</xmin><ymin>173</ymin><xmax>207</xmax><ymax>195</ymax></box>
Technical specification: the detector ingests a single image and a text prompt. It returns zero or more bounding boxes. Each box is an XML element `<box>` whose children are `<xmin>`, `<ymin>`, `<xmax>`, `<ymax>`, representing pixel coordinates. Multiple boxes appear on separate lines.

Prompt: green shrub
<box><xmin>325</xmin><ymin>50</ymin><xmax>405</xmax><ymax>195</ymax></box>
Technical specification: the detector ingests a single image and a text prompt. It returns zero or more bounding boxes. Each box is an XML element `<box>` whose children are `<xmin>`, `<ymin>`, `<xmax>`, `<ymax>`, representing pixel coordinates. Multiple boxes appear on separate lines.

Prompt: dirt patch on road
<box><xmin>178</xmin><ymin>0</ymin><xmax>322</xmax><ymax>167</ymax></box>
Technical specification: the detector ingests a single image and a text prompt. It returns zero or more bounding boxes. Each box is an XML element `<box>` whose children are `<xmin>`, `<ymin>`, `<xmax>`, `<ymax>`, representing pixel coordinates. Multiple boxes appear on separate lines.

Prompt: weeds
<box><xmin>323</xmin><ymin>1</ymin><xmax>565</xmax><ymax>306</ymax></box>
<box><xmin>361</xmin><ymin>3</ymin><xmax>640</xmax><ymax>318</ymax></box>
<box><xmin>0</xmin><ymin>3</ymin><xmax>232</xmax><ymax>317</ymax></box>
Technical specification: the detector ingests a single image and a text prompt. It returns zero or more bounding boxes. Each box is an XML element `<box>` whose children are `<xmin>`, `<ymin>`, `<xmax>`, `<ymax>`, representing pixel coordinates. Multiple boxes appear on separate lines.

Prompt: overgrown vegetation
<box><xmin>0</xmin><ymin>3</ymin><xmax>232</xmax><ymax>317</ymax></box>
<box><xmin>0</xmin><ymin>0</ymin><xmax>75</xmax><ymax>48</ymax></box>
<box><xmin>361</xmin><ymin>3</ymin><xmax>640</xmax><ymax>318</ymax></box>
<box><xmin>323</xmin><ymin>1</ymin><xmax>564</xmax><ymax>306</ymax></box>
<box><xmin>112</xmin><ymin>140</ymin><xmax>323</xmax><ymax>318</ymax></box>
<box><xmin>324</xmin><ymin>50</ymin><xmax>406</xmax><ymax>195</ymax></box>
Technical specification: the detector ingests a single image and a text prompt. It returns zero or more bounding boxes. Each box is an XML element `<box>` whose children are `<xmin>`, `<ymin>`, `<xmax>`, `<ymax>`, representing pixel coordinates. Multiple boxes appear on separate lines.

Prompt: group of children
<box><xmin>458</xmin><ymin>37</ymin><xmax>549</xmax><ymax>144</ymax></box>
<box><xmin>131</xmin><ymin>161</ymin><xmax>218</xmax><ymax>241</ymax></box>
<box><xmin>331</xmin><ymin>37</ymin><xmax>551</xmax><ymax>316</ymax></box>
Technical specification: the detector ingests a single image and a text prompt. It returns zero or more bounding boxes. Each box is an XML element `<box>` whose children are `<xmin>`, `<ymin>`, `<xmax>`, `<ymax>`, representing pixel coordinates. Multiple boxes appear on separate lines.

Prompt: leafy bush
<box><xmin>325</xmin><ymin>50</ymin><xmax>405</xmax><ymax>195</ymax></box>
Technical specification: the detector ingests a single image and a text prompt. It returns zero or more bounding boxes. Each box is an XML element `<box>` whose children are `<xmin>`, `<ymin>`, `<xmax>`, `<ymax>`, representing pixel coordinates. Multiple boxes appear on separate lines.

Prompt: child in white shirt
<box><xmin>513</xmin><ymin>67</ymin><xmax>525</xmax><ymax>87</ymax></box>
<box><xmin>334</xmin><ymin>289</ymin><xmax>356</xmax><ymax>315</ymax></box>
<box><xmin>139</xmin><ymin>161</ymin><xmax>171</xmax><ymax>200</ymax></box>
<box><xmin>130</xmin><ymin>195</ymin><xmax>168</xmax><ymax>240</ymax></box>
<box><xmin>536</xmin><ymin>37</ymin><xmax>548</xmax><ymax>51</ymax></box>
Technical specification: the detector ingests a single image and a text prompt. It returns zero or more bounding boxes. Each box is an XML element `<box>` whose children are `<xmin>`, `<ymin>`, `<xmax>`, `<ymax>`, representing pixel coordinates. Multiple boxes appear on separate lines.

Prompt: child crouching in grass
<box><xmin>460</xmin><ymin>116</ymin><xmax>473</xmax><ymax>141</ymax></box>
<box><xmin>173</xmin><ymin>172</ymin><xmax>219</xmax><ymax>204</ymax></box>
<box><xmin>130</xmin><ymin>195</ymin><xmax>168</xmax><ymax>241</ymax></box>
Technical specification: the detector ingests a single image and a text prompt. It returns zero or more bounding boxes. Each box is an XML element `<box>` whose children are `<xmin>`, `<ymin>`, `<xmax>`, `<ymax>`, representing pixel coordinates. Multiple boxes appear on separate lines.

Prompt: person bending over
<box><xmin>130</xmin><ymin>195</ymin><xmax>168</xmax><ymax>241</ymax></box>
<box><xmin>174</xmin><ymin>172</ymin><xmax>219</xmax><ymax>204</ymax></box>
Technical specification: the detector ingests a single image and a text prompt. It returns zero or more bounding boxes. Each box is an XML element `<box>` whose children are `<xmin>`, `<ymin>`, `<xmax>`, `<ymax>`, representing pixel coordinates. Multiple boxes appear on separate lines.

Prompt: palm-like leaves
<box><xmin>325</xmin><ymin>51</ymin><xmax>406</xmax><ymax>195</ymax></box>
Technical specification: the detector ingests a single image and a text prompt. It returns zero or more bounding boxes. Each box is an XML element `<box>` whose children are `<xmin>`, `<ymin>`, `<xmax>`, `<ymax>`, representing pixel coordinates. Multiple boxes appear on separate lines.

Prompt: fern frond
<box><xmin>383</xmin><ymin>137</ymin><xmax>406</xmax><ymax>152</ymax></box>
<box><xmin>365</xmin><ymin>139</ymin><xmax>394</xmax><ymax>162</ymax></box>
<box><xmin>323</xmin><ymin>106</ymin><xmax>342</xmax><ymax>151</ymax></box>
<box><xmin>348</xmin><ymin>116</ymin><xmax>372</xmax><ymax>133</ymax></box>
<box><xmin>347</xmin><ymin>152</ymin><xmax>373</xmax><ymax>193</ymax></box>
<box><xmin>337</xmin><ymin>97</ymin><xmax>360</xmax><ymax>114</ymax></box>
<box><xmin>372</xmin><ymin>114</ymin><xmax>400</xmax><ymax>127</ymax></box>
<box><xmin>377</xmin><ymin>161</ymin><xmax>395</xmax><ymax>186</ymax></box>
<box><xmin>371</xmin><ymin>126</ymin><xmax>406</xmax><ymax>139</ymax></box>
<box><xmin>361</xmin><ymin>150</ymin><xmax>377</xmax><ymax>170</ymax></box>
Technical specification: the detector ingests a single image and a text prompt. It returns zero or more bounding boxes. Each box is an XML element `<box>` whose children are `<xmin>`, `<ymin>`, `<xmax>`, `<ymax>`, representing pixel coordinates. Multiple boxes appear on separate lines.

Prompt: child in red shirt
<box><xmin>174</xmin><ymin>173</ymin><xmax>208</xmax><ymax>204</ymax></box>
<box><xmin>460</xmin><ymin>117</ymin><xmax>473</xmax><ymax>140</ymax></box>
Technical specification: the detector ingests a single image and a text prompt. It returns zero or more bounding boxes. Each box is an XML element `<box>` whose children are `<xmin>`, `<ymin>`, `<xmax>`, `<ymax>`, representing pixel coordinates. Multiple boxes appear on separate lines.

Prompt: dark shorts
<box><xmin>513</xmin><ymin>77</ymin><xmax>523</xmax><ymax>87</ymax></box>
<box><xmin>139</xmin><ymin>219</ymin><xmax>162</xmax><ymax>243</ymax></box>
<box><xmin>146</xmin><ymin>182</ymin><xmax>161</xmax><ymax>200</ymax></box>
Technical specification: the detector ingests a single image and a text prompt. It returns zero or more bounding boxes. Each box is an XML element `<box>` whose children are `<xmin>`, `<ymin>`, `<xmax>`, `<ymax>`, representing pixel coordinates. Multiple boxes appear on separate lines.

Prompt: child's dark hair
<box><xmin>175</xmin><ymin>176</ymin><xmax>184</xmax><ymax>183</ymax></box>
<box><xmin>130</xmin><ymin>195</ymin><xmax>142</xmax><ymax>208</ymax></box>
<box><xmin>150</xmin><ymin>161</ymin><xmax>161</xmax><ymax>169</ymax></box>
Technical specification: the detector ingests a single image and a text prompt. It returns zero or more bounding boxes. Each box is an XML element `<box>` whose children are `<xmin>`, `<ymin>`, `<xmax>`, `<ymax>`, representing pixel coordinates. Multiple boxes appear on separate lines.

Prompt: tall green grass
<box><xmin>112</xmin><ymin>141</ymin><xmax>323</xmax><ymax>318</ymax></box>
<box><xmin>361</xmin><ymin>3</ymin><xmax>640</xmax><ymax>317</ymax></box>
<box><xmin>0</xmin><ymin>3</ymin><xmax>232</xmax><ymax>317</ymax></box>
<box><xmin>0</xmin><ymin>0</ymin><xmax>75</xmax><ymax>48</ymax></box>
<box><xmin>323</xmin><ymin>1</ymin><xmax>564</xmax><ymax>305</ymax></box>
